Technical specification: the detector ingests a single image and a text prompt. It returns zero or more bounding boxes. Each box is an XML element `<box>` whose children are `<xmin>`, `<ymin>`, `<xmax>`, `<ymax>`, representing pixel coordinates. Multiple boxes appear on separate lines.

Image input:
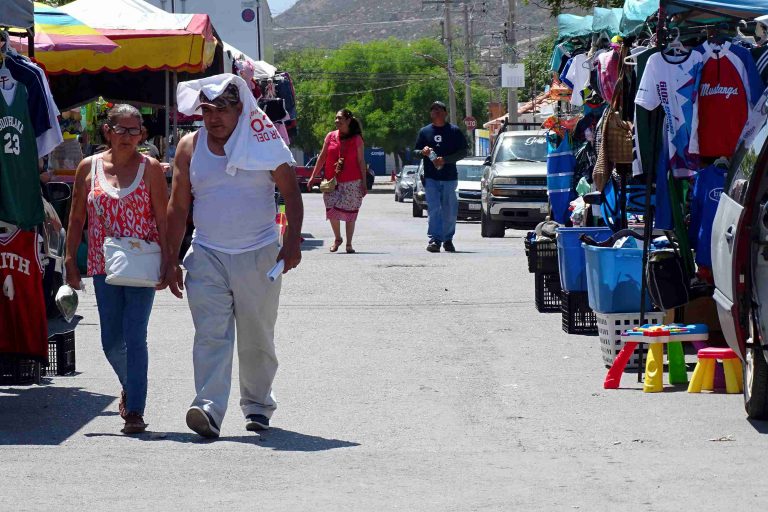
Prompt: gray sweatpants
<box><xmin>184</xmin><ymin>242</ymin><xmax>281</xmax><ymax>428</ymax></box>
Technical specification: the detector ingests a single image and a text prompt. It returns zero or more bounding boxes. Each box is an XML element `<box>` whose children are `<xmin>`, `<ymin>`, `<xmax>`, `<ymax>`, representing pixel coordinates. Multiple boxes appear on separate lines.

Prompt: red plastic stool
<box><xmin>688</xmin><ymin>347</ymin><xmax>743</xmax><ymax>394</ymax></box>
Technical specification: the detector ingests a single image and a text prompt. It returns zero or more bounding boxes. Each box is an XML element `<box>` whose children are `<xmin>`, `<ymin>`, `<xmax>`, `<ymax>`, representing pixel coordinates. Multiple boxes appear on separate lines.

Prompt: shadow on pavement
<box><xmin>0</xmin><ymin>386</ymin><xmax>114</xmax><ymax>445</ymax></box>
<box><xmin>747</xmin><ymin>419</ymin><xmax>768</xmax><ymax>434</ymax></box>
<box><xmin>85</xmin><ymin>427</ymin><xmax>360</xmax><ymax>451</ymax></box>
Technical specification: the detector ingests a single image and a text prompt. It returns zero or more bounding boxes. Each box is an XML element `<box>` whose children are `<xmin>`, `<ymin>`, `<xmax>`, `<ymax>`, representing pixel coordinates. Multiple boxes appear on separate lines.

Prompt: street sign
<box><xmin>464</xmin><ymin>116</ymin><xmax>477</xmax><ymax>130</ymax></box>
<box><xmin>501</xmin><ymin>64</ymin><xmax>526</xmax><ymax>88</ymax></box>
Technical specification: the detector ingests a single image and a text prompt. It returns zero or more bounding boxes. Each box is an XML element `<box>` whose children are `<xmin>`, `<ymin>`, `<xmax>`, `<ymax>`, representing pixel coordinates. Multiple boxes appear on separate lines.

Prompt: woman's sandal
<box><xmin>330</xmin><ymin>238</ymin><xmax>343</xmax><ymax>252</ymax></box>
<box><xmin>346</xmin><ymin>245</ymin><xmax>356</xmax><ymax>254</ymax></box>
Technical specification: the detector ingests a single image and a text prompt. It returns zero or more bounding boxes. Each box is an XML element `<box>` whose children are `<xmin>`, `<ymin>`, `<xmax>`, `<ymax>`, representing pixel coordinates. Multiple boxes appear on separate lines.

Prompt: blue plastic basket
<box><xmin>583</xmin><ymin>243</ymin><xmax>653</xmax><ymax>314</ymax></box>
<box><xmin>556</xmin><ymin>227</ymin><xmax>613</xmax><ymax>292</ymax></box>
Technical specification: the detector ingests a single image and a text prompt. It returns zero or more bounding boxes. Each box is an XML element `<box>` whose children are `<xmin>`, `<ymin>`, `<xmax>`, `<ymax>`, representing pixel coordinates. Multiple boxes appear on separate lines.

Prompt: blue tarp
<box><xmin>621</xmin><ymin>0</ymin><xmax>659</xmax><ymax>35</ymax></box>
<box><xmin>663</xmin><ymin>0</ymin><xmax>768</xmax><ymax>18</ymax></box>
<box><xmin>556</xmin><ymin>14</ymin><xmax>595</xmax><ymax>41</ymax></box>
<box><xmin>592</xmin><ymin>7</ymin><xmax>625</xmax><ymax>36</ymax></box>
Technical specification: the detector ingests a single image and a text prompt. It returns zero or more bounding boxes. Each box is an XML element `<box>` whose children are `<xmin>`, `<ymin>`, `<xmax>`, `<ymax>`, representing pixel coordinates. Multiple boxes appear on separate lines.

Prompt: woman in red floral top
<box><xmin>65</xmin><ymin>104</ymin><xmax>170</xmax><ymax>435</ymax></box>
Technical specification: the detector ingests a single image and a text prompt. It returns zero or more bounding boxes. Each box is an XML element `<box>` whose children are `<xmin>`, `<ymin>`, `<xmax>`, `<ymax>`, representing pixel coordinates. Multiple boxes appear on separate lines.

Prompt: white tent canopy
<box><xmin>62</xmin><ymin>0</ymin><xmax>195</xmax><ymax>31</ymax></box>
<box><xmin>223</xmin><ymin>41</ymin><xmax>276</xmax><ymax>80</ymax></box>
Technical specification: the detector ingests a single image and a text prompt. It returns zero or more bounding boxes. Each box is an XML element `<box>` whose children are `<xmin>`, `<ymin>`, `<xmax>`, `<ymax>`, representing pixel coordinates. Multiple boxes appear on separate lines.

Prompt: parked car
<box><xmin>395</xmin><ymin>165</ymin><xmax>418</xmax><ymax>202</ymax></box>
<box><xmin>413</xmin><ymin>160</ymin><xmax>427</xmax><ymax>217</ymax></box>
<box><xmin>456</xmin><ymin>157</ymin><xmax>486</xmax><ymax>220</ymax></box>
<box><xmin>295</xmin><ymin>156</ymin><xmax>323</xmax><ymax>192</ymax></box>
<box><xmin>480</xmin><ymin>130</ymin><xmax>548</xmax><ymax>237</ymax></box>
<box><xmin>711</xmin><ymin>120</ymin><xmax>768</xmax><ymax>418</ymax></box>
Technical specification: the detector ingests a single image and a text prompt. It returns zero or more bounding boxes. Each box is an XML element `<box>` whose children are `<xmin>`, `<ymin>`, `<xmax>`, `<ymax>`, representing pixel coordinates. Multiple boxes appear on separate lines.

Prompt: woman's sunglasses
<box><xmin>111</xmin><ymin>125</ymin><xmax>142</xmax><ymax>136</ymax></box>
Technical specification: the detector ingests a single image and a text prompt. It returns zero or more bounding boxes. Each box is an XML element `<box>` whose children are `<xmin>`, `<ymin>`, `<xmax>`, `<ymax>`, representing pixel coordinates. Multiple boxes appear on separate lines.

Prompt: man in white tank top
<box><xmin>165</xmin><ymin>80</ymin><xmax>303</xmax><ymax>438</ymax></box>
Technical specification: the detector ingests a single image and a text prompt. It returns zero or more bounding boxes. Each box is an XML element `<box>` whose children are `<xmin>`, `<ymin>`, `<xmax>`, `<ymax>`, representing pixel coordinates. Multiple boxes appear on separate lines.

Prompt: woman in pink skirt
<box><xmin>309</xmin><ymin>109</ymin><xmax>367</xmax><ymax>253</ymax></box>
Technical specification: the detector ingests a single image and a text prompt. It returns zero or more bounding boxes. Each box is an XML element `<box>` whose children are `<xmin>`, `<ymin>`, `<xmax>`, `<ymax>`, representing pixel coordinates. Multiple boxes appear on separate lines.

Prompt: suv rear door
<box><xmin>712</xmin><ymin>123</ymin><xmax>768</xmax><ymax>357</ymax></box>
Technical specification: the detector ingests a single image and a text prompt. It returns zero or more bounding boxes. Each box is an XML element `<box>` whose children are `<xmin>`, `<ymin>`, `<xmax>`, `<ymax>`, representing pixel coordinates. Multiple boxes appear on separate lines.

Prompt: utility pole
<box><xmin>463</xmin><ymin>2</ymin><xmax>474</xmax><ymax>150</ymax></box>
<box><xmin>506</xmin><ymin>0</ymin><xmax>518</xmax><ymax>124</ymax></box>
<box><xmin>444</xmin><ymin>0</ymin><xmax>458</xmax><ymax>125</ymax></box>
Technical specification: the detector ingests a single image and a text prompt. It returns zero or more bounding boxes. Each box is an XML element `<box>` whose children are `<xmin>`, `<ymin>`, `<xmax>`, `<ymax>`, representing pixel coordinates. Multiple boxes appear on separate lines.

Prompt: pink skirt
<box><xmin>324</xmin><ymin>179</ymin><xmax>364</xmax><ymax>222</ymax></box>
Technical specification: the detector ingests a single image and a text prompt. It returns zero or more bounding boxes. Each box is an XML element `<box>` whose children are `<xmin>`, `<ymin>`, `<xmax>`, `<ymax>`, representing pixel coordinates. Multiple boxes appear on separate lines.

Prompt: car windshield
<box><xmin>457</xmin><ymin>164</ymin><xmax>483</xmax><ymax>181</ymax></box>
<box><xmin>495</xmin><ymin>135</ymin><xmax>547</xmax><ymax>162</ymax></box>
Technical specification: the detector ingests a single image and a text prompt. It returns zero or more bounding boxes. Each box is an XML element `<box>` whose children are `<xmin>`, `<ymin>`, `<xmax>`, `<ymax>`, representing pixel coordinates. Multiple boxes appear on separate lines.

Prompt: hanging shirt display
<box><xmin>691</xmin><ymin>41</ymin><xmax>764</xmax><ymax>159</ymax></box>
<box><xmin>0</xmin><ymin>83</ymin><xmax>45</xmax><ymax>229</ymax></box>
<box><xmin>751</xmin><ymin>45</ymin><xmax>768</xmax><ymax>85</ymax></box>
<box><xmin>635</xmin><ymin>50</ymin><xmax>703</xmax><ymax>178</ymax></box>
<box><xmin>565</xmin><ymin>53</ymin><xmax>591</xmax><ymax>107</ymax></box>
<box><xmin>0</xmin><ymin>229</ymin><xmax>48</xmax><ymax>361</ymax></box>
<box><xmin>597</xmin><ymin>48</ymin><xmax>620</xmax><ymax>103</ymax></box>
<box><xmin>688</xmin><ymin>164</ymin><xmax>727</xmax><ymax>267</ymax></box>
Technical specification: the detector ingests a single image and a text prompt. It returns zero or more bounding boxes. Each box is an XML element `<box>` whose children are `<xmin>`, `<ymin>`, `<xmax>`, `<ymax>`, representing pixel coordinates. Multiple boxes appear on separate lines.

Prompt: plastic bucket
<box><xmin>583</xmin><ymin>243</ymin><xmax>653</xmax><ymax>313</ymax></box>
<box><xmin>556</xmin><ymin>227</ymin><xmax>613</xmax><ymax>292</ymax></box>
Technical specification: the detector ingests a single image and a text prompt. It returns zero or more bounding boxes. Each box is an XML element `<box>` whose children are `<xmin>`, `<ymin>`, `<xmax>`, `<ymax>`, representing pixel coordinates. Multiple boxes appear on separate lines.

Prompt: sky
<box><xmin>269</xmin><ymin>0</ymin><xmax>299</xmax><ymax>15</ymax></box>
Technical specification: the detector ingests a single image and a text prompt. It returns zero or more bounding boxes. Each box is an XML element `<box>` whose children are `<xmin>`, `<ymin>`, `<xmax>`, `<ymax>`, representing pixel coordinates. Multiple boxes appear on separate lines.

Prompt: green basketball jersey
<box><xmin>0</xmin><ymin>83</ymin><xmax>44</xmax><ymax>229</ymax></box>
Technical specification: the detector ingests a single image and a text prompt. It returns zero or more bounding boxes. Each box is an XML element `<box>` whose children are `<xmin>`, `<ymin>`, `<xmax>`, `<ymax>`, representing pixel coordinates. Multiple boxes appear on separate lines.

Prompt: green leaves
<box><xmin>277</xmin><ymin>37</ymin><xmax>492</xmax><ymax>158</ymax></box>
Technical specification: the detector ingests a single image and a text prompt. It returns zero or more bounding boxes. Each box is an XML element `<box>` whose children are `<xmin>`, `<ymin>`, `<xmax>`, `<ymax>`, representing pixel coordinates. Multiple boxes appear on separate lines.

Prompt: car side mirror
<box><xmin>46</xmin><ymin>182</ymin><xmax>72</xmax><ymax>204</ymax></box>
<box><xmin>483</xmin><ymin>156</ymin><xmax>492</xmax><ymax>166</ymax></box>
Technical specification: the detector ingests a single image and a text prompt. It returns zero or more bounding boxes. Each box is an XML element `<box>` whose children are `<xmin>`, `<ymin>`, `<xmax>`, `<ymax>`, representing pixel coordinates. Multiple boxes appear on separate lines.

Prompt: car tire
<box><xmin>398</xmin><ymin>192</ymin><xmax>405</xmax><ymax>203</ymax></box>
<box><xmin>481</xmin><ymin>209</ymin><xmax>505</xmax><ymax>238</ymax></box>
<box><xmin>412</xmin><ymin>201</ymin><xmax>423</xmax><ymax>218</ymax></box>
<box><xmin>745</xmin><ymin>317</ymin><xmax>768</xmax><ymax>419</ymax></box>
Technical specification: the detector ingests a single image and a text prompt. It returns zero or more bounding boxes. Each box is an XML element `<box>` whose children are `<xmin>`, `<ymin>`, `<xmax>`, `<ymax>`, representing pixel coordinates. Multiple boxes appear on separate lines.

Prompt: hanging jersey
<box><xmin>546</xmin><ymin>132</ymin><xmax>576</xmax><ymax>224</ymax></box>
<box><xmin>0</xmin><ymin>229</ymin><xmax>47</xmax><ymax>361</ymax></box>
<box><xmin>688</xmin><ymin>165</ymin><xmax>726</xmax><ymax>267</ymax></box>
<box><xmin>0</xmin><ymin>83</ymin><xmax>44</xmax><ymax>230</ymax></box>
<box><xmin>691</xmin><ymin>42</ymin><xmax>764</xmax><ymax>158</ymax></box>
<box><xmin>635</xmin><ymin>51</ymin><xmax>703</xmax><ymax>178</ymax></box>
<box><xmin>751</xmin><ymin>46</ymin><xmax>768</xmax><ymax>86</ymax></box>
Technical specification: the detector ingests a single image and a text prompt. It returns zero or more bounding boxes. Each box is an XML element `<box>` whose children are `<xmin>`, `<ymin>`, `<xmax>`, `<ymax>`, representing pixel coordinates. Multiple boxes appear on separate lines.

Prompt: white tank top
<box><xmin>189</xmin><ymin>127</ymin><xmax>278</xmax><ymax>254</ymax></box>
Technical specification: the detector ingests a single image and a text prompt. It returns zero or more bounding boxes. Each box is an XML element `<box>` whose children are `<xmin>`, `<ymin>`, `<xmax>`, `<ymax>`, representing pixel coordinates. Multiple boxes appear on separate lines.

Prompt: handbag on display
<box><xmin>320</xmin><ymin>133</ymin><xmax>345</xmax><ymax>194</ymax></box>
<box><xmin>603</xmin><ymin>48</ymin><xmax>634</xmax><ymax>165</ymax></box>
<box><xmin>647</xmin><ymin>249</ymin><xmax>690</xmax><ymax>310</ymax></box>
<box><xmin>91</xmin><ymin>157</ymin><xmax>162</xmax><ymax>288</ymax></box>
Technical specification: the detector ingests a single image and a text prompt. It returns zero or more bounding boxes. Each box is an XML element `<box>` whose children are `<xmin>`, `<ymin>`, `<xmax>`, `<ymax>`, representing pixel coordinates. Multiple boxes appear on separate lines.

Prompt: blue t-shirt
<box><xmin>414</xmin><ymin>123</ymin><xmax>468</xmax><ymax>181</ymax></box>
<box><xmin>688</xmin><ymin>165</ymin><xmax>726</xmax><ymax>267</ymax></box>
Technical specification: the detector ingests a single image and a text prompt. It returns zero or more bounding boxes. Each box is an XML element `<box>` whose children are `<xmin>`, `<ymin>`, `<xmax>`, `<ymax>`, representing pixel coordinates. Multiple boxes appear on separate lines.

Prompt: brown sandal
<box><xmin>346</xmin><ymin>245</ymin><xmax>356</xmax><ymax>254</ymax></box>
<box><xmin>330</xmin><ymin>238</ymin><xmax>343</xmax><ymax>252</ymax></box>
<box><xmin>121</xmin><ymin>413</ymin><xmax>147</xmax><ymax>434</ymax></box>
<box><xmin>119</xmin><ymin>390</ymin><xmax>127</xmax><ymax>420</ymax></box>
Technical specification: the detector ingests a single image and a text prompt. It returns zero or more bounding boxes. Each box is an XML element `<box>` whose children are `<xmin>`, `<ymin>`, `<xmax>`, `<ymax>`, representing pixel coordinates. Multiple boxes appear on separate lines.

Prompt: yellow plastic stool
<box><xmin>688</xmin><ymin>347</ymin><xmax>743</xmax><ymax>394</ymax></box>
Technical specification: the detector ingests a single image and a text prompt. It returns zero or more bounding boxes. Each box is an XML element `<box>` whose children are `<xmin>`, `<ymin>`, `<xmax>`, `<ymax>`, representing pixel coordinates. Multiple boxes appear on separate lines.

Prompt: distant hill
<box><xmin>273</xmin><ymin>0</ymin><xmax>568</xmax><ymax>50</ymax></box>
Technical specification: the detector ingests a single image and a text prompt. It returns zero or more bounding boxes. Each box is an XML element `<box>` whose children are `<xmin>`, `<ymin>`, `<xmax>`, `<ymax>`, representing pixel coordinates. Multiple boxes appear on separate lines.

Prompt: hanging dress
<box><xmin>546</xmin><ymin>131</ymin><xmax>577</xmax><ymax>224</ymax></box>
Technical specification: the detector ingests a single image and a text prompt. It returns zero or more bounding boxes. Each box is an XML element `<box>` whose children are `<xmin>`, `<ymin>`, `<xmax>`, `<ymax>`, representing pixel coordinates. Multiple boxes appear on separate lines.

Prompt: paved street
<box><xmin>2</xmin><ymin>181</ymin><xmax>768</xmax><ymax>511</ymax></box>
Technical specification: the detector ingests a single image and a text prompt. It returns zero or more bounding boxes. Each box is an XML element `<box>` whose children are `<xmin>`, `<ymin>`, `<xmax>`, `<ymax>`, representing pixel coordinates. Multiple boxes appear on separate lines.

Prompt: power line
<box><xmin>274</xmin><ymin>18</ymin><xmax>442</xmax><ymax>31</ymax></box>
<box><xmin>302</xmin><ymin>78</ymin><xmax>433</xmax><ymax>97</ymax></box>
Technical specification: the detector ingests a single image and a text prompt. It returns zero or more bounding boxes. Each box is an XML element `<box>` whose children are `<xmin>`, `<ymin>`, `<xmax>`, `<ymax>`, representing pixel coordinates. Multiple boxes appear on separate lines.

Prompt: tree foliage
<box><xmin>520</xmin><ymin>31</ymin><xmax>557</xmax><ymax>102</ymax></box>
<box><xmin>276</xmin><ymin>38</ymin><xmax>491</xmax><ymax>163</ymax></box>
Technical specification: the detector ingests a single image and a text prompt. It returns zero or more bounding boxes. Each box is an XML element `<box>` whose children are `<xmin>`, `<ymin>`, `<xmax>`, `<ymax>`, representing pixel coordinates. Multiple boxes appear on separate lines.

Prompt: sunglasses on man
<box><xmin>110</xmin><ymin>125</ymin><xmax>142</xmax><ymax>136</ymax></box>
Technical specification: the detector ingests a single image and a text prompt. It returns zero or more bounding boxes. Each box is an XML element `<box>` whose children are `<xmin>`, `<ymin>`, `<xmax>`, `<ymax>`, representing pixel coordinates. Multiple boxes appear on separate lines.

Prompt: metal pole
<box><xmin>444</xmin><ymin>0</ymin><xmax>458</xmax><ymax>125</ymax></box>
<box><xmin>463</xmin><ymin>2</ymin><xmax>473</xmax><ymax>148</ymax></box>
<box><xmin>506</xmin><ymin>0</ymin><xmax>518</xmax><ymax>125</ymax></box>
<box><xmin>256</xmin><ymin>0</ymin><xmax>262</xmax><ymax>60</ymax></box>
<box><xmin>172</xmin><ymin>71</ymin><xmax>179</xmax><ymax>154</ymax></box>
<box><xmin>164</xmin><ymin>70</ymin><xmax>170</xmax><ymax>160</ymax></box>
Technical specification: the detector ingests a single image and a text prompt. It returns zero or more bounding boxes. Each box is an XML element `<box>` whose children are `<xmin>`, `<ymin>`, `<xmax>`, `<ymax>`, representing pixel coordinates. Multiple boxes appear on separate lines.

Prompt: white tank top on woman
<box><xmin>189</xmin><ymin>127</ymin><xmax>278</xmax><ymax>254</ymax></box>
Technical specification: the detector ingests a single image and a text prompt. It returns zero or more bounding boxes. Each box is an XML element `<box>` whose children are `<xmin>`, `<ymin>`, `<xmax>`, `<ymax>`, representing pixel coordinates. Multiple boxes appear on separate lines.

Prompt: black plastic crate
<box><xmin>561</xmin><ymin>290</ymin><xmax>598</xmax><ymax>335</ymax></box>
<box><xmin>45</xmin><ymin>331</ymin><xmax>76</xmax><ymax>376</ymax></box>
<box><xmin>528</xmin><ymin>241</ymin><xmax>559</xmax><ymax>274</ymax></box>
<box><xmin>535</xmin><ymin>272</ymin><xmax>561</xmax><ymax>313</ymax></box>
<box><xmin>0</xmin><ymin>357</ymin><xmax>36</xmax><ymax>385</ymax></box>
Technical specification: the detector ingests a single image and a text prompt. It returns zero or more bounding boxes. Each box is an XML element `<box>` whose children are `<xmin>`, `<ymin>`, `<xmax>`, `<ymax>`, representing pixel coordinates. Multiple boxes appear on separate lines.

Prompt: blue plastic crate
<box><xmin>556</xmin><ymin>227</ymin><xmax>613</xmax><ymax>292</ymax></box>
<box><xmin>583</xmin><ymin>243</ymin><xmax>654</xmax><ymax>314</ymax></box>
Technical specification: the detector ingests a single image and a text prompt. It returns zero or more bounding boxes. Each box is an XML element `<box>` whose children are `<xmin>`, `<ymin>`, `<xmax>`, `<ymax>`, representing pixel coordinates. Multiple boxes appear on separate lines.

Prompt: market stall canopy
<box><xmin>40</xmin><ymin>0</ymin><xmax>217</xmax><ymax>75</ymax></box>
<box><xmin>223</xmin><ymin>41</ymin><xmax>276</xmax><ymax>79</ymax></box>
<box><xmin>10</xmin><ymin>3</ymin><xmax>118</xmax><ymax>54</ymax></box>
<box><xmin>663</xmin><ymin>0</ymin><xmax>768</xmax><ymax>20</ymax></box>
<box><xmin>592</xmin><ymin>7</ymin><xmax>625</xmax><ymax>36</ymax></box>
<box><xmin>1</xmin><ymin>0</ymin><xmax>33</xmax><ymax>29</ymax></box>
<box><xmin>556</xmin><ymin>14</ymin><xmax>595</xmax><ymax>41</ymax></box>
<box><xmin>620</xmin><ymin>0</ymin><xmax>659</xmax><ymax>35</ymax></box>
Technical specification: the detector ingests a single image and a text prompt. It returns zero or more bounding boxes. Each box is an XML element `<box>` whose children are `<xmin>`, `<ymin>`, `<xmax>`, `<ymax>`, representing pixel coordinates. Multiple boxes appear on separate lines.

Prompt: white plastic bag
<box><xmin>55</xmin><ymin>285</ymin><xmax>79</xmax><ymax>323</ymax></box>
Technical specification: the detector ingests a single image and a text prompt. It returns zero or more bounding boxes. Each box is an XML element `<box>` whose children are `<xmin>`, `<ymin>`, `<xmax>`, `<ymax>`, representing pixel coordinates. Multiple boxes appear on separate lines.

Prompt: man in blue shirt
<box><xmin>414</xmin><ymin>101</ymin><xmax>468</xmax><ymax>252</ymax></box>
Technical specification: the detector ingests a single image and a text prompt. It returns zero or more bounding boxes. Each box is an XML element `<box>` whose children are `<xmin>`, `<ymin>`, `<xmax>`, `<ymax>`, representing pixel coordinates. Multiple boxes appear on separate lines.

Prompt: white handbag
<box><xmin>91</xmin><ymin>157</ymin><xmax>162</xmax><ymax>288</ymax></box>
<box><xmin>103</xmin><ymin>236</ymin><xmax>162</xmax><ymax>287</ymax></box>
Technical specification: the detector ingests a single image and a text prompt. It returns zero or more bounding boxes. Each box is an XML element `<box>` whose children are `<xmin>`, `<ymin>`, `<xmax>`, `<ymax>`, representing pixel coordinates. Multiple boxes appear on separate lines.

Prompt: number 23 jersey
<box><xmin>0</xmin><ymin>83</ymin><xmax>44</xmax><ymax>230</ymax></box>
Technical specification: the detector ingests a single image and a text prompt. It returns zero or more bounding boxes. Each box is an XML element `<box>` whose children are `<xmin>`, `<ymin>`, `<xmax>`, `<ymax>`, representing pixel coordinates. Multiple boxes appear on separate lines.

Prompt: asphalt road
<box><xmin>2</xmin><ymin>180</ymin><xmax>768</xmax><ymax>511</ymax></box>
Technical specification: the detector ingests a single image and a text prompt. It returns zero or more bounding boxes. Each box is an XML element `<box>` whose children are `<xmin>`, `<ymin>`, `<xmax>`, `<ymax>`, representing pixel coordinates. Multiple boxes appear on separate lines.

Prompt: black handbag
<box><xmin>647</xmin><ymin>249</ymin><xmax>689</xmax><ymax>310</ymax></box>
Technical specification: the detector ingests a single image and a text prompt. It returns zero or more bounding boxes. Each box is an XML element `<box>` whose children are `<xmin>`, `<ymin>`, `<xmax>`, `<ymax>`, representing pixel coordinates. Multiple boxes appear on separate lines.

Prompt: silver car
<box><xmin>394</xmin><ymin>165</ymin><xmax>418</xmax><ymax>202</ymax></box>
<box><xmin>480</xmin><ymin>130</ymin><xmax>548</xmax><ymax>237</ymax></box>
